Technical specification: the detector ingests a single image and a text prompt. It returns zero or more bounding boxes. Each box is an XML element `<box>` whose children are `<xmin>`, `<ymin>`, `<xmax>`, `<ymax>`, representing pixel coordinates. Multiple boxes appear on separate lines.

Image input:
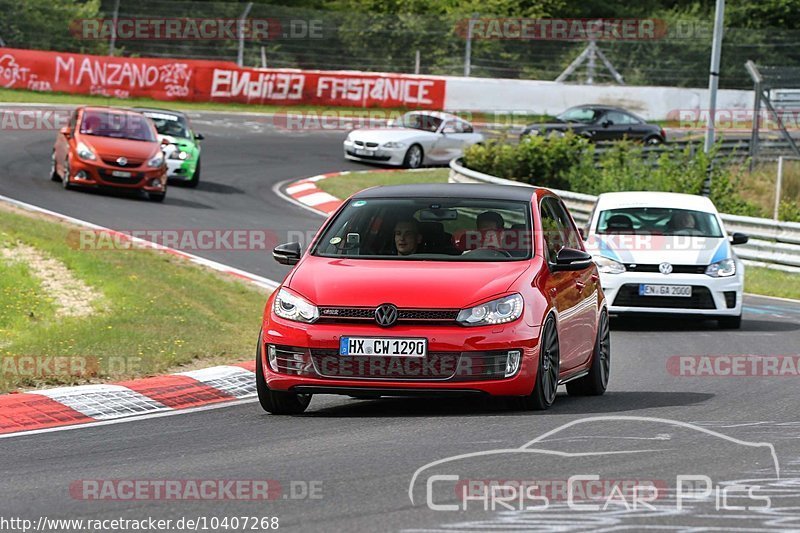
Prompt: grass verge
<box><xmin>0</xmin><ymin>203</ymin><xmax>269</xmax><ymax>392</ymax></box>
<box><xmin>745</xmin><ymin>266</ymin><xmax>800</xmax><ymax>301</ymax></box>
<box><xmin>315</xmin><ymin>168</ymin><xmax>448</xmax><ymax>199</ymax></box>
<box><xmin>315</xmin><ymin>168</ymin><xmax>799</xmax><ymax>300</ymax></box>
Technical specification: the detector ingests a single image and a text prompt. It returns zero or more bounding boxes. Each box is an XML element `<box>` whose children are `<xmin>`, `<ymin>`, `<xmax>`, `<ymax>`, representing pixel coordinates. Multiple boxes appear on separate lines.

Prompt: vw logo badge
<box><xmin>659</xmin><ymin>262</ymin><xmax>673</xmax><ymax>275</ymax></box>
<box><xmin>374</xmin><ymin>304</ymin><xmax>398</xmax><ymax>327</ymax></box>
<box><xmin>116</xmin><ymin>157</ymin><xmax>128</xmax><ymax>166</ymax></box>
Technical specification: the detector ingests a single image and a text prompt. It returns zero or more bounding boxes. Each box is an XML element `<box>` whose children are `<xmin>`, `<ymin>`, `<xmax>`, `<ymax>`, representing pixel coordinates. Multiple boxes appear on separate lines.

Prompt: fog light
<box><xmin>505</xmin><ymin>350</ymin><xmax>521</xmax><ymax>377</ymax></box>
<box><xmin>150</xmin><ymin>178</ymin><xmax>163</xmax><ymax>188</ymax></box>
<box><xmin>267</xmin><ymin>344</ymin><xmax>278</xmax><ymax>372</ymax></box>
<box><xmin>75</xmin><ymin>170</ymin><xmax>88</xmax><ymax>180</ymax></box>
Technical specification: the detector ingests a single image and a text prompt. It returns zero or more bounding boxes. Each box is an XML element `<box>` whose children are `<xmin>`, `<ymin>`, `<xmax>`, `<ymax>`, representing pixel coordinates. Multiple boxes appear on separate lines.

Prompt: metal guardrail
<box><xmin>449</xmin><ymin>158</ymin><xmax>800</xmax><ymax>273</ymax></box>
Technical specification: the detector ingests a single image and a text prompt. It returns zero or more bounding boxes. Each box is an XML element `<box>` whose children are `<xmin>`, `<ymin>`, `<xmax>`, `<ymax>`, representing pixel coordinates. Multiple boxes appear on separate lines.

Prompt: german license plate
<box><xmin>639</xmin><ymin>284</ymin><xmax>692</xmax><ymax>297</ymax></box>
<box><xmin>354</xmin><ymin>148</ymin><xmax>375</xmax><ymax>156</ymax></box>
<box><xmin>339</xmin><ymin>337</ymin><xmax>427</xmax><ymax>357</ymax></box>
<box><xmin>111</xmin><ymin>170</ymin><xmax>132</xmax><ymax>177</ymax></box>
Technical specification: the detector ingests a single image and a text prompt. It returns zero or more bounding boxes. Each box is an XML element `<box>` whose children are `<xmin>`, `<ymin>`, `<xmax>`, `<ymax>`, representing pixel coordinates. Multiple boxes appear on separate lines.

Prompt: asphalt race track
<box><xmin>1</xmin><ymin>110</ymin><xmax>800</xmax><ymax>532</ymax></box>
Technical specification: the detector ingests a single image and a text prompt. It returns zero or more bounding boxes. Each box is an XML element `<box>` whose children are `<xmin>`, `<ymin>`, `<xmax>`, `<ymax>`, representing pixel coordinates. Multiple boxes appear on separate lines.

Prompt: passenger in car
<box><xmin>394</xmin><ymin>219</ymin><xmax>423</xmax><ymax>255</ymax></box>
<box><xmin>477</xmin><ymin>211</ymin><xmax>505</xmax><ymax>231</ymax></box>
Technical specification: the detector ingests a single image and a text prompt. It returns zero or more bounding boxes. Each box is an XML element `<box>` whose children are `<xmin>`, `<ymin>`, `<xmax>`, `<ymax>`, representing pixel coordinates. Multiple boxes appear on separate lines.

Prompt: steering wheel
<box><xmin>462</xmin><ymin>247</ymin><xmax>512</xmax><ymax>258</ymax></box>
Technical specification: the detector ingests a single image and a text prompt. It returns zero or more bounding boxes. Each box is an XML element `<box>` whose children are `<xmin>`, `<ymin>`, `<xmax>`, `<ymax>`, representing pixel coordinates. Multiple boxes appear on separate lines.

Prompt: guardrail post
<box><xmin>237</xmin><ymin>2</ymin><xmax>254</xmax><ymax>67</ymax></box>
<box><xmin>774</xmin><ymin>156</ymin><xmax>784</xmax><ymax>220</ymax></box>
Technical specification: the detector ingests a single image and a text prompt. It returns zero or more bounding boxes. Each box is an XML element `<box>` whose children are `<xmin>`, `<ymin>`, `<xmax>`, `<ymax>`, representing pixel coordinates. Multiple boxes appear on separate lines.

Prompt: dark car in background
<box><xmin>521</xmin><ymin>105</ymin><xmax>666</xmax><ymax>145</ymax></box>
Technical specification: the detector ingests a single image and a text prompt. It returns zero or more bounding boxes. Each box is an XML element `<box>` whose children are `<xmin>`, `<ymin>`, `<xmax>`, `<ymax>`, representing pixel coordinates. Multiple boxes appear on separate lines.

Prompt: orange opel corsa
<box><xmin>51</xmin><ymin>107</ymin><xmax>168</xmax><ymax>202</ymax></box>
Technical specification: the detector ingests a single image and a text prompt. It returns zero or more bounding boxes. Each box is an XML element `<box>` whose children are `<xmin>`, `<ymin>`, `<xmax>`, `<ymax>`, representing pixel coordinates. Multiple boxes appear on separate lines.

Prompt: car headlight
<box><xmin>706</xmin><ymin>258</ymin><xmax>736</xmax><ymax>277</ymax></box>
<box><xmin>457</xmin><ymin>294</ymin><xmax>523</xmax><ymax>326</ymax></box>
<box><xmin>147</xmin><ymin>152</ymin><xmax>165</xmax><ymax>167</ymax></box>
<box><xmin>382</xmin><ymin>141</ymin><xmax>406</xmax><ymax>149</ymax></box>
<box><xmin>273</xmin><ymin>288</ymin><xmax>319</xmax><ymax>323</ymax></box>
<box><xmin>594</xmin><ymin>256</ymin><xmax>626</xmax><ymax>274</ymax></box>
<box><xmin>76</xmin><ymin>141</ymin><xmax>97</xmax><ymax>161</ymax></box>
<box><xmin>168</xmin><ymin>150</ymin><xmax>189</xmax><ymax>160</ymax></box>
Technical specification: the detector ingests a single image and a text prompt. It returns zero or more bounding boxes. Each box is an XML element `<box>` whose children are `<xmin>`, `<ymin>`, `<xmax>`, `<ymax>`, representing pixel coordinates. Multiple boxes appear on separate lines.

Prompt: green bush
<box><xmin>462</xmin><ymin>136</ymin><xmax>765</xmax><ymax>218</ymax></box>
<box><xmin>779</xmin><ymin>200</ymin><xmax>800</xmax><ymax>222</ymax></box>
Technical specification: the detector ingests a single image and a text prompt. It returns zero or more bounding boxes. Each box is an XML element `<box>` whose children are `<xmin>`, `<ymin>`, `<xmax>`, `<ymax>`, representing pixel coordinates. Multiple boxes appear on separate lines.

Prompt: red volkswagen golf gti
<box><xmin>257</xmin><ymin>184</ymin><xmax>610</xmax><ymax>414</ymax></box>
<box><xmin>51</xmin><ymin>106</ymin><xmax>168</xmax><ymax>202</ymax></box>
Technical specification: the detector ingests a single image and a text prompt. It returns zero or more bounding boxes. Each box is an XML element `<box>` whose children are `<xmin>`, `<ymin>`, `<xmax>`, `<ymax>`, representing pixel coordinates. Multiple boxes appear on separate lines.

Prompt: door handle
<box><xmin>591</xmin><ymin>274</ymin><xmax>600</xmax><ymax>282</ymax></box>
<box><xmin>550</xmin><ymin>287</ymin><xmax>557</xmax><ymax>296</ymax></box>
<box><xmin>575</xmin><ymin>280</ymin><xmax>586</xmax><ymax>290</ymax></box>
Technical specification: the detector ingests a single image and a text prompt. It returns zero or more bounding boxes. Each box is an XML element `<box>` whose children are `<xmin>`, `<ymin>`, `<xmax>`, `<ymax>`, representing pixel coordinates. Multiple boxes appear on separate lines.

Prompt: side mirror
<box><xmin>160</xmin><ymin>137</ymin><xmax>171</xmax><ymax>146</ymax></box>
<box><xmin>730</xmin><ymin>232</ymin><xmax>749</xmax><ymax>246</ymax></box>
<box><xmin>273</xmin><ymin>241</ymin><xmax>302</xmax><ymax>265</ymax></box>
<box><xmin>602</xmin><ymin>120</ymin><xmax>613</xmax><ymax>128</ymax></box>
<box><xmin>60</xmin><ymin>126</ymin><xmax>71</xmax><ymax>139</ymax></box>
<box><xmin>194</xmin><ymin>133</ymin><xmax>204</xmax><ymax>140</ymax></box>
<box><xmin>578</xmin><ymin>228</ymin><xmax>586</xmax><ymax>240</ymax></box>
<box><xmin>553</xmin><ymin>247</ymin><xmax>593</xmax><ymax>271</ymax></box>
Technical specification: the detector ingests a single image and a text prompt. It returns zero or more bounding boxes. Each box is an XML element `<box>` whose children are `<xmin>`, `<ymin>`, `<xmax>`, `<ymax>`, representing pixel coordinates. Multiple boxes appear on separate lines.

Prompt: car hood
<box><xmin>585</xmin><ymin>235</ymin><xmax>732</xmax><ymax>266</ymax></box>
<box><xmin>348</xmin><ymin>128</ymin><xmax>433</xmax><ymax>144</ymax></box>
<box><xmin>158</xmin><ymin>134</ymin><xmax>197</xmax><ymax>152</ymax></box>
<box><xmin>287</xmin><ymin>256</ymin><xmax>531</xmax><ymax>308</ymax></box>
<box><xmin>80</xmin><ymin>135</ymin><xmax>159</xmax><ymax>159</ymax></box>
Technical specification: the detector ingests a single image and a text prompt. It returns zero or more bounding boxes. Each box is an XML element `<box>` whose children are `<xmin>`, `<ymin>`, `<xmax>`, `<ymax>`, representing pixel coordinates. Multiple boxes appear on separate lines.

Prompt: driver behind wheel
<box><xmin>393</xmin><ymin>219</ymin><xmax>422</xmax><ymax>256</ymax></box>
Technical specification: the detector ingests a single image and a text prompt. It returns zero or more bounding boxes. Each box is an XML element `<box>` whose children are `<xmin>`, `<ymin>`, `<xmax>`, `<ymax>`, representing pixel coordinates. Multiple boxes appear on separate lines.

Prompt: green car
<box><xmin>135</xmin><ymin>108</ymin><xmax>204</xmax><ymax>187</ymax></box>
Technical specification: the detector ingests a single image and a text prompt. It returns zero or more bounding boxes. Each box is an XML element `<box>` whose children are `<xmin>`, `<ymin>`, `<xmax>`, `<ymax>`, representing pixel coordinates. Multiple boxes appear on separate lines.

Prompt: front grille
<box><xmin>624</xmin><ymin>264</ymin><xmax>706</xmax><ymax>274</ymax></box>
<box><xmin>101</xmin><ymin>157</ymin><xmax>145</xmax><ymax>168</ymax></box>
<box><xmin>345</xmin><ymin>149</ymin><xmax>391</xmax><ymax>162</ymax></box>
<box><xmin>318</xmin><ymin>307</ymin><xmax>459</xmax><ymax>325</ymax></box>
<box><xmin>613</xmin><ymin>284</ymin><xmax>716</xmax><ymax>309</ymax></box>
<box><xmin>309</xmin><ymin>349</ymin><xmax>510</xmax><ymax>381</ymax></box>
<box><xmin>97</xmin><ymin>170</ymin><xmax>144</xmax><ymax>184</ymax></box>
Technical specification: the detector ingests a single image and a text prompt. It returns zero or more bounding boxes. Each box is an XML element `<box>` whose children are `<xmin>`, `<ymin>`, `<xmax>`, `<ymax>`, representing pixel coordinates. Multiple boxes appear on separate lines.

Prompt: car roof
<box><xmin>131</xmin><ymin>107</ymin><xmax>188</xmax><ymax>118</ymax></box>
<box><xmin>80</xmin><ymin>106</ymin><xmax>144</xmax><ymax>116</ymax></box>
<box><xmin>595</xmin><ymin>191</ymin><xmax>718</xmax><ymax>212</ymax></box>
<box><xmin>352</xmin><ymin>183</ymin><xmax>539</xmax><ymax>202</ymax></box>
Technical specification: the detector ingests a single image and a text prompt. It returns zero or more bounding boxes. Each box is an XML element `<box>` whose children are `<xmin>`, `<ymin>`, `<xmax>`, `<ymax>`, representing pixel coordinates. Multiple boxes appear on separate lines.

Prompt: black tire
<box><xmin>50</xmin><ymin>151</ymin><xmax>60</xmax><ymax>182</ymax></box>
<box><xmin>403</xmin><ymin>144</ymin><xmax>423</xmax><ymax>169</ymax></box>
<box><xmin>567</xmin><ymin>310</ymin><xmax>611</xmax><ymax>396</ymax></box>
<box><xmin>644</xmin><ymin>135</ymin><xmax>664</xmax><ymax>145</ymax></box>
<box><xmin>718</xmin><ymin>315</ymin><xmax>742</xmax><ymax>329</ymax></box>
<box><xmin>186</xmin><ymin>158</ymin><xmax>200</xmax><ymax>188</ymax></box>
<box><xmin>255</xmin><ymin>338</ymin><xmax>312</xmax><ymax>415</ymax></box>
<box><xmin>514</xmin><ymin>316</ymin><xmax>560</xmax><ymax>411</ymax></box>
<box><xmin>148</xmin><ymin>192</ymin><xmax>166</xmax><ymax>203</ymax></box>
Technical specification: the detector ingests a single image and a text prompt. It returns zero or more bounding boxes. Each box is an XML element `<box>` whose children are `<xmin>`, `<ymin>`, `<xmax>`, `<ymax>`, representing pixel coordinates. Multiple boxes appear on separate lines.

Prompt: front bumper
<box><xmin>343</xmin><ymin>140</ymin><xmax>406</xmax><ymax>166</ymax></box>
<box><xmin>261</xmin><ymin>317</ymin><xmax>541</xmax><ymax>397</ymax></box>
<box><xmin>600</xmin><ymin>271</ymin><xmax>743</xmax><ymax>316</ymax></box>
<box><xmin>165</xmin><ymin>159</ymin><xmax>195</xmax><ymax>179</ymax></box>
<box><xmin>68</xmin><ymin>156</ymin><xmax>166</xmax><ymax>192</ymax></box>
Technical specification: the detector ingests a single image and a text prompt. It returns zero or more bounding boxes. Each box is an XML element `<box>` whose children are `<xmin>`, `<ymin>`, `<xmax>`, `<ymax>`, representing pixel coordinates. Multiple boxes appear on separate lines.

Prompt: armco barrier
<box><xmin>449</xmin><ymin>158</ymin><xmax>800</xmax><ymax>273</ymax></box>
<box><xmin>0</xmin><ymin>48</ymin><xmax>445</xmax><ymax>109</ymax></box>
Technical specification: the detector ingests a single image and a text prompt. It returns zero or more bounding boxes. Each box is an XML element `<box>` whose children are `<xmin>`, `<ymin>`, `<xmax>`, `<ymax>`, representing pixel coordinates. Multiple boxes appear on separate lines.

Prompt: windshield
<box><xmin>79</xmin><ymin>110</ymin><xmax>157</xmax><ymax>142</ymax></box>
<box><xmin>597</xmin><ymin>207</ymin><xmax>723</xmax><ymax>238</ymax></box>
<box><xmin>141</xmin><ymin>111</ymin><xmax>191</xmax><ymax>139</ymax></box>
<box><xmin>312</xmin><ymin>197</ymin><xmax>533</xmax><ymax>261</ymax></box>
<box><xmin>393</xmin><ymin>113</ymin><xmax>443</xmax><ymax>133</ymax></box>
<box><xmin>556</xmin><ymin>107</ymin><xmax>598</xmax><ymax>123</ymax></box>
